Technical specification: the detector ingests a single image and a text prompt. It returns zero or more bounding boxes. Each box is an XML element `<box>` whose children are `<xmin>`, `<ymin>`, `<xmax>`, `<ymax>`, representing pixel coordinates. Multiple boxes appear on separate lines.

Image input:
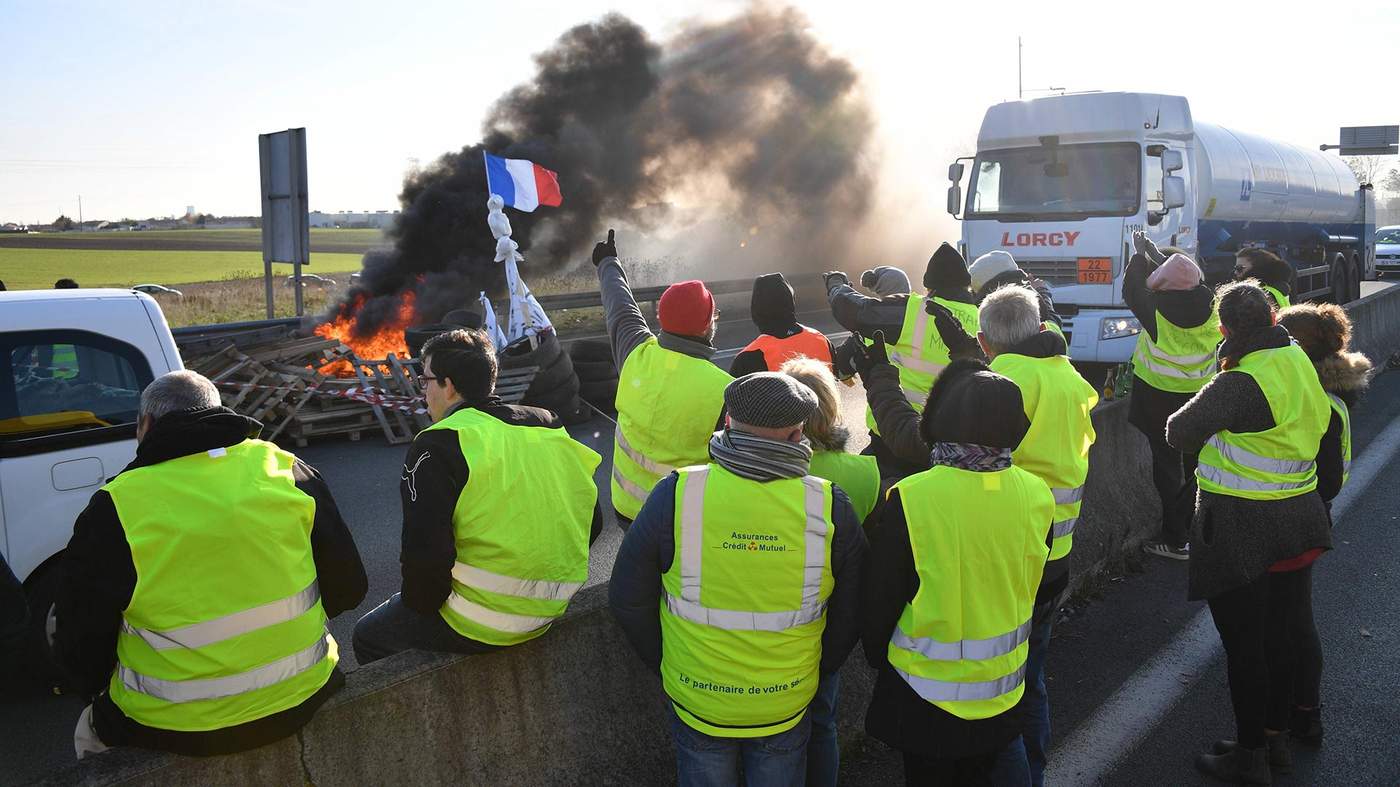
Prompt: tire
<box><xmin>404</xmin><ymin>324</ymin><xmax>460</xmax><ymax>358</ymax></box>
<box><xmin>1329</xmin><ymin>254</ymin><xmax>1351</xmax><ymax>304</ymax></box>
<box><xmin>527</xmin><ymin>349</ymin><xmax>576</xmax><ymax>395</ymax></box>
<box><xmin>579</xmin><ymin>377</ymin><xmax>619</xmax><ymax>411</ymax></box>
<box><xmin>1349</xmin><ymin>254</ymin><xmax>1363</xmax><ymax>302</ymax></box>
<box><xmin>572</xmin><ymin>359</ymin><xmax>618</xmax><ymax>383</ymax></box>
<box><xmin>501</xmin><ymin>331</ymin><xmax>562</xmax><ymax>369</ymax></box>
<box><xmin>18</xmin><ymin>563</ymin><xmax>68</xmax><ymax>693</ymax></box>
<box><xmin>567</xmin><ymin>339</ymin><xmax>615</xmax><ymax>364</ymax></box>
<box><xmin>558</xmin><ymin>396</ymin><xmax>592</xmax><ymax>426</ymax></box>
<box><xmin>525</xmin><ymin>372</ymin><xmax>581</xmax><ymax>412</ymax></box>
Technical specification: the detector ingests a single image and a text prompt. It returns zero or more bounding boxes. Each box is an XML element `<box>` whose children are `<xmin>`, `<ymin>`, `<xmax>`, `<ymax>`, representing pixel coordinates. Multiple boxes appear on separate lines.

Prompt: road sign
<box><xmin>259</xmin><ymin>128</ymin><xmax>310</xmax><ymax>317</ymax></box>
<box><xmin>1321</xmin><ymin>125</ymin><xmax>1399</xmax><ymax>155</ymax></box>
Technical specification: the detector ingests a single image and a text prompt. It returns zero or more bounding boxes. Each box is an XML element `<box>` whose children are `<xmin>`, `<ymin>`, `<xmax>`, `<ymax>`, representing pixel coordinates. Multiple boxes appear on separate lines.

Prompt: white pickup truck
<box><xmin>1</xmin><ymin>289</ymin><xmax>181</xmax><ymax>675</ymax></box>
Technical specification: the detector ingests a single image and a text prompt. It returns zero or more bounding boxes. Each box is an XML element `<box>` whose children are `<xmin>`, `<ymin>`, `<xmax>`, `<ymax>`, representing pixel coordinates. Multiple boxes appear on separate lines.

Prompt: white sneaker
<box><xmin>1143</xmin><ymin>541</ymin><xmax>1190</xmax><ymax>560</ymax></box>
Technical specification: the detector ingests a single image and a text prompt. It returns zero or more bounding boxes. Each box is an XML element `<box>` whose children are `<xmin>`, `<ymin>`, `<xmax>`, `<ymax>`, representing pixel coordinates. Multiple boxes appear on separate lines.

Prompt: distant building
<box><xmin>309</xmin><ymin>210</ymin><xmax>398</xmax><ymax>229</ymax></box>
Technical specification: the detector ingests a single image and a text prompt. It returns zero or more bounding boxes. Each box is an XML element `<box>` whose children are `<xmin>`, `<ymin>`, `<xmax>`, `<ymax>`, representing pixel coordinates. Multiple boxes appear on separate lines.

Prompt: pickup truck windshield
<box><xmin>1376</xmin><ymin>228</ymin><xmax>1400</xmax><ymax>244</ymax></box>
<box><xmin>967</xmin><ymin>142</ymin><xmax>1140</xmax><ymax>219</ymax></box>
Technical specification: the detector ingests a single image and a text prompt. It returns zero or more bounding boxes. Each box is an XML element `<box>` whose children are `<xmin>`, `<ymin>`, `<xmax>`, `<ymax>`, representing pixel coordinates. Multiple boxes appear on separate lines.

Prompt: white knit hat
<box><xmin>969</xmin><ymin>250</ymin><xmax>1020</xmax><ymax>295</ymax></box>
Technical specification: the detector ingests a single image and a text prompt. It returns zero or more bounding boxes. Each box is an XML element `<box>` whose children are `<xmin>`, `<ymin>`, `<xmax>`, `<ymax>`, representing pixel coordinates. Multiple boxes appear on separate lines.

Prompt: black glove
<box><xmin>1131</xmin><ymin>230</ymin><xmax>1166</xmax><ymax>266</ymax></box>
<box><xmin>591</xmin><ymin>229</ymin><xmax>617</xmax><ymax>267</ymax></box>
<box><xmin>926</xmin><ymin>300</ymin><xmax>982</xmax><ymax>359</ymax></box>
<box><xmin>822</xmin><ymin>270</ymin><xmax>850</xmax><ymax>294</ymax></box>
<box><xmin>844</xmin><ymin>330</ymin><xmax>891</xmax><ymax>381</ymax></box>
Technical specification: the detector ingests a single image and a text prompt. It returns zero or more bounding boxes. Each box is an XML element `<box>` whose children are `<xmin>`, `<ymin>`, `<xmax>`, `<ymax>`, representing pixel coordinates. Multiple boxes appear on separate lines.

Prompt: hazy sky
<box><xmin>4</xmin><ymin>0</ymin><xmax>1398</xmax><ymax>231</ymax></box>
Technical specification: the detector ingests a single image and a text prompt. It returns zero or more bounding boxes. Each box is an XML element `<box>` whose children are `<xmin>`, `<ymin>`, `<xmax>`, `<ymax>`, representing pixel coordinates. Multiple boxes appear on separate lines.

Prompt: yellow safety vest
<box><xmin>990</xmin><ymin>351</ymin><xmax>1098</xmax><ymax>561</ymax></box>
<box><xmin>887</xmin><ymin>465</ymin><xmax>1053</xmax><ymax>720</ymax></box>
<box><xmin>660</xmin><ymin>465</ymin><xmax>836</xmax><ymax>738</ymax></box>
<box><xmin>1196</xmin><ymin>345</ymin><xmax>1330</xmax><ymax>500</ymax></box>
<box><xmin>104</xmin><ymin>440</ymin><xmax>335</xmax><ymax>732</ymax></box>
<box><xmin>612</xmin><ymin>338</ymin><xmax>730</xmax><ymax>519</ymax></box>
<box><xmin>1263</xmin><ymin>285</ymin><xmax>1291</xmax><ymax>310</ymax></box>
<box><xmin>809</xmin><ymin>450</ymin><xmax>880</xmax><ymax>522</ymax></box>
<box><xmin>1132</xmin><ymin>307</ymin><xmax>1221</xmax><ymax>394</ymax></box>
<box><xmin>426</xmin><ymin>407</ymin><xmax>601</xmax><ymax>646</ymax></box>
<box><xmin>868</xmin><ymin>296</ymin><xmax>980</xmax><ymax>434</ymax></box>
<box><xmin>1327</xmin><ymin>393</ymin><xmax>1352</xmax><ymax>487</ymax></box>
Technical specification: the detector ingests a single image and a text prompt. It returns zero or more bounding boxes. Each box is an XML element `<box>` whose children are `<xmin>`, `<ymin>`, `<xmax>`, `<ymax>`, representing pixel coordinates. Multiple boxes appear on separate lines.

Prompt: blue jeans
<box><xmin>671</xmin><ymin>708</ymin><xmax>811</xmax><ymax>787</ymax></box>
<box><xmin>806</xmin><ymin>673</ymin><xmax>840</xmax><ymax>787</ymax></box>
<box><xmin>991</xmin><ymin>613</ymin><xmax>1054</xmax><ymax>787</ymax></box>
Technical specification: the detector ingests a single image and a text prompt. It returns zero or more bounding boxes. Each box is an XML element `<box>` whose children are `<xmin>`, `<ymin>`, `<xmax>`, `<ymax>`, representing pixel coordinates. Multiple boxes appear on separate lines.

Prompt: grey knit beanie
<box><xmin>724</xmin><ymin>372</ymin><xmax>818</xmax><ymax>428</ymax></box>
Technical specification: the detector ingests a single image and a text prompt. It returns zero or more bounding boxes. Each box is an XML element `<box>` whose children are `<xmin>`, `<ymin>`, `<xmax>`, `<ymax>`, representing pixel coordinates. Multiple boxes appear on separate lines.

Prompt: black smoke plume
<box><xmin>335</xmin><ymin>5</ymin><xmax>874</xmax><ymax>335</ymax></box>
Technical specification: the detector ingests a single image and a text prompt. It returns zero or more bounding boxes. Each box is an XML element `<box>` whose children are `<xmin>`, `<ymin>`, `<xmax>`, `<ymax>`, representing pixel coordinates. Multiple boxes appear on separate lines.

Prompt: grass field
<box><xmin>0</xmin><ymin>227</ymin><xmax>386</xmax><ymax>254</ymax></box>
<box><xmin>0</xmin><ymin>247</ymin><xmax>366</xmax><ymax>290</ymax></box>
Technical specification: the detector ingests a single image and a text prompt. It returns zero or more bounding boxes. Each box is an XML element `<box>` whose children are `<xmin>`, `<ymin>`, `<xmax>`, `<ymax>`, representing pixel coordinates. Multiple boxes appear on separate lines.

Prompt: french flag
<box><xmin>483</xmin><ymin>152</ymin><xmax>562</xmax><ymax>213</ymax></box>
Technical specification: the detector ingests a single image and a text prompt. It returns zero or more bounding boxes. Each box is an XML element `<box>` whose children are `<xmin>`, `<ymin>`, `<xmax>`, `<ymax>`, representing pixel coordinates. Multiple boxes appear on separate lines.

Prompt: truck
<box><xmin>1</xmin><ymin>289</ymin><xmax>182</xmax><ymax>677</ymax></box>
<box><xmin>947</xmin><ymin>92</ymin><xmax>1375</xmax><ymax>364</ymax></box>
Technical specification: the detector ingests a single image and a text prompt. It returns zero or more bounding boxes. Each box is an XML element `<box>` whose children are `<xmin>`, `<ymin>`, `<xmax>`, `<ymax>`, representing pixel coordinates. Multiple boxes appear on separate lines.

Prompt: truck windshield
<box><xmin>1376</xmin><ymin>228</ymin><xmax>1400</xmax><ymax>243</ymax></box>
<box><xmin>967</xmin><ymin>142</ymin><xmax>1140</xmax><ymax>219</ymax></box>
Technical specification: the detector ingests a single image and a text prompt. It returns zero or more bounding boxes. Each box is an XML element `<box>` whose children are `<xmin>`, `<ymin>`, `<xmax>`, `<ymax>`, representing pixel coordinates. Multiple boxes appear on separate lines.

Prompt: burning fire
<box><xmin>315</xmin><ymin>291</ymin><xmax>415</xmax><ymax>376</ymax></box>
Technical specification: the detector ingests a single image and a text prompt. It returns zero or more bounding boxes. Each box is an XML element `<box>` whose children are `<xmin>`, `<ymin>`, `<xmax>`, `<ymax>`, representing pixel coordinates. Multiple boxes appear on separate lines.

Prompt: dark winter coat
<box><xmin>400</xmin><ymin>399</ymin><xmax>603</xmax><ymax>614</ymax></box>
<box><xmin>1122</xmin><ymin>252</ymin><xmax>1218</xmax><ymax>439</ymax></box>
<box><xmin>54</xmin><ymin>407</ymin><xmax>368</xmax><ymax>756</ymax></box>
<box><xmin>1314</xmin><ymin>351</ymin><xmax>1370</xmax><ymax>504</ymax></box>
<box><xmin>730</xmin><ymin>273</ymin><xmax>836</xmax><ymax>377</ymax></box>
<box><xmin>1165</xmin><ymin>326</ymin><xmax>1333</xmax><ymax>600</ymax></box>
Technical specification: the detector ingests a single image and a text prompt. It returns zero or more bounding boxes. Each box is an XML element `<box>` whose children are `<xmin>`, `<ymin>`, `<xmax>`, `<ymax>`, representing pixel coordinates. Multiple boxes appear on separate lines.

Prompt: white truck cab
<box><xmin>0</xmin><ymin>289</ymin><xmax>181</xmax><ymax>669</ymax></box>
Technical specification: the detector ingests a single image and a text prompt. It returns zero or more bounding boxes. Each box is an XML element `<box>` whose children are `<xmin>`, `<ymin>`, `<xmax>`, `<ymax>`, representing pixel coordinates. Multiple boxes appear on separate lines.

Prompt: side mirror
<box><xmin>1162</xmin><ymin>149</ymin><xmax>1184</xmax><ymax>173</ymax></box>
<box><xmin>947</xmin><ymin>185</ymin><xmax>963</xmax><ymax>217</ymax></box>
<box><xmin>948</xmin><ymin>162</ymin><xmax>965</xmax><ymax>182</ymax></box>
<box><xmin>1163</xmin><ymin>176</ymin><xmax>1186</xmax><ymax>210</ymax></box>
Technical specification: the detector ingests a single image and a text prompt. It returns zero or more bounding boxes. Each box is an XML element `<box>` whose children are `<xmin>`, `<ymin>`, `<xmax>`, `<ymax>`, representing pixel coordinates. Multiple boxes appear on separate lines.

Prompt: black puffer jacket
<box><xmin>1165</xmin><ymin>326</ymin><xmax>1333</xmax><ymax>600</ymax></box>
<box><xmin>1122</xmin><ymin>252</ymin><xmax>1217</xmax><ymax>439</ymax></box>
<box><xmin>55</xmin><ymin>407</ymin><xmax>368</xmax><ymax>756</ymax></box>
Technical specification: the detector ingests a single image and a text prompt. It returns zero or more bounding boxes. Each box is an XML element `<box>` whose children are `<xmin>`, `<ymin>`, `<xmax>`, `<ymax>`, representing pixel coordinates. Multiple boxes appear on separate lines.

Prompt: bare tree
<box><xmin>1343</xmin><ymin>155</ymin><xmax>1387</xmax><ymax>186</ymax></box>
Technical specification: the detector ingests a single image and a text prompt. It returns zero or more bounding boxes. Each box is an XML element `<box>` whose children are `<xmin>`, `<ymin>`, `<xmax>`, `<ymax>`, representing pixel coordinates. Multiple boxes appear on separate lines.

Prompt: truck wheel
<box><xmin>1330</xmin><ymin>255</ymin><xmax>1351</xmax><ymax>304</ymax></box>
<box><xmin>20</xmin><ymin>563</ymin><xmax>69</xmax><ymax>693</ymax></box>
<box><xmin>1350</xmin><ymin>254</ymin><xmax>1364</xmax><ymax>301</ymax></box>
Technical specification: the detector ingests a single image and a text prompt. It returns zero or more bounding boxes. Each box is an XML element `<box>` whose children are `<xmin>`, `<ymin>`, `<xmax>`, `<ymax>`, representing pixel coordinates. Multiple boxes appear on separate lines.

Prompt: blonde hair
<box><xmin>779</xmin><ymin>356</ymin><xmax>848</xmax><ymax>451</ymax></box>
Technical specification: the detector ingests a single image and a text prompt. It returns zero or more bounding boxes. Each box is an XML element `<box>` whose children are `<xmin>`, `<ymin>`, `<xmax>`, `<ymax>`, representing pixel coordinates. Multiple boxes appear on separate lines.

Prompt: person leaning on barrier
<box><xmin>609</xmin><ymin>373</ymin><xmax>867</xmax><ymax>787</ymax></box>
<box><xmin>822</xmin><ymin>243</ymin><xmax>980</xmax><ymax>478</ymax></box>
<box><xmin>1233</xmin><ymin>248</ymin><xmax>1295</xmax><ymax>310</ymax></box>
<box><xmin>780</xmin><ymin>356</ymin><xmax>881</xmax><ymax>524</ymax></box>
<box><xmin>593</xmin><ymin>230</ymin><xmax>732</xmax><ymax>527</ymax></box>
<box><xmin>55</xmin><ymin>370</ymin><xmax>368</xmax><ymax>758</ymax></box>
<box><xmin>860</xmin><ymin>359</ymin><xmax>1053</xmax><ymax>786</ymax></box>
<box><xmin>1166</xmin><ymin>282</ymin><xmax>1332</xmax><ymax>783</ymax></box>
<box><xmin>1124</xmin><ymin>235</ymin><xmax>1220</xmax><ymax>561</ymax></box>
<box><xmin>1275</xmin><ymin>302</ymin><xmax>1372</xmax><ymax>748</ymax></box>
<box><xmin>351</xmin><ymin>329</ymin><xmax>602</xmax><ymax>664</ymax></box>
<box><xmin>729</xmin><ymin>272</ymin><xmax>836</xmax><ymax>376</ymax></box>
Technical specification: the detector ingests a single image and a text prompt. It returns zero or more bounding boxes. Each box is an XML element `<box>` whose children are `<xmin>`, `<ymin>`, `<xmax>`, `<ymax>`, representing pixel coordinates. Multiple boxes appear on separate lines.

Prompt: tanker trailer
<box><xmin>947</xmin><ymin>92</ymin><xmax>1375</xmax><ymax>365</ymax></box>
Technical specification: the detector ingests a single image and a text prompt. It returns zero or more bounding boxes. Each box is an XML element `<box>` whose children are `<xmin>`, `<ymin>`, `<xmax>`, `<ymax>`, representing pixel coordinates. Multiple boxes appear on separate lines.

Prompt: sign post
<box><xmin>258</xmin><ymin>128</ymin><xmax>310</xmax><ymax>318</ymax></box>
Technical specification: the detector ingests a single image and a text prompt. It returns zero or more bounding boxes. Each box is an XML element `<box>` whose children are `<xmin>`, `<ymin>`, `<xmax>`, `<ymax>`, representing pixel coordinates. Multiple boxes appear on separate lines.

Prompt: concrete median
<box><xmin>47</xmin><ymin>284</ymin><xmax>1400</xmax><ymax>786</ymax></box>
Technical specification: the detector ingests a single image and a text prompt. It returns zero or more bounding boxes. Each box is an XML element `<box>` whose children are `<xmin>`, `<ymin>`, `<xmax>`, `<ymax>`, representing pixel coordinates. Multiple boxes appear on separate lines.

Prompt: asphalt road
<box><xmin>5</xmin><ymin>284</ymin><xmax>1397</xmax><ymax>784</ymax></box>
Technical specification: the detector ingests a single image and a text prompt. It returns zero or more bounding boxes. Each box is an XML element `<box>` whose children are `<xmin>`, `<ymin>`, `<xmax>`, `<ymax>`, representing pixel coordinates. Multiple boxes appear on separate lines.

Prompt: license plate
<box><xmin>1077</xmin><ymin>257</ymin><xmax>1112</xmax><ymax>284</ymax></box>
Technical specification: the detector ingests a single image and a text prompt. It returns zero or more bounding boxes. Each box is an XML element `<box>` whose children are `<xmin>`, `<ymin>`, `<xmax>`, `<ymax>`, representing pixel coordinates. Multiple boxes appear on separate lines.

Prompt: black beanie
<box><xmin>918</xmin><ymin>359</ymin><xmax>1029</xmax><ymax>450</ymax></box>
<box><xmin>924</xmin><ymin>242</ymin><xmax>972</xmax><ymax>294</ymax></box>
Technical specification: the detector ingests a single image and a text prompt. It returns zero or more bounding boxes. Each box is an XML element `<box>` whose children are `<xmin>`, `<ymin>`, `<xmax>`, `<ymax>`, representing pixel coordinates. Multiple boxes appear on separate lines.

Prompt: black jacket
<box><xmin>1122</xmin><ymin>252</ymin><xmax>1218</xmax><ymax>438</ymax></box>
<box><xmin>55</xmin><ymin>407</ymin><xmax>367</xmax><ymax>756</ymax></box>
<box><xmin>860</xmin><ymin>488</ymin><xmax>1028</xmax><ymax>757</ymax></box>
<box><xmin>399</xmin><ymin>399</ymin><xmax>603</xmax><ymax>615</ymax></box>
<box><xmin>731</xmin><ymin>273</ymin><xmax>836</xmax><ymax>377</ymax></box>
<box><xmin>608</xmin><ymin>471</ymin><xmax>867</xmax><ymax>679</ymax></box>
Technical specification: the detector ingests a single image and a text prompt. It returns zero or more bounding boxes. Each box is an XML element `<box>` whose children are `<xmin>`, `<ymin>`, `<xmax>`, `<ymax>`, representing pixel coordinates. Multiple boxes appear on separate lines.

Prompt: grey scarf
<box><xmin>930</xmin><ymin>441</ymin><xmax>1012</xmax><ymax>472</ymax></box>
<box><xmin>708</xmin><ymin>429</ymin><xmax>813</xmax><ymax>481</ymax></box>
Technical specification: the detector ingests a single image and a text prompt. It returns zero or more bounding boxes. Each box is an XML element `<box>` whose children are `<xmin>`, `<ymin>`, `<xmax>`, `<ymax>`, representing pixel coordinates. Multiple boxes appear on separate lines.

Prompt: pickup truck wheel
<box><xmin>20</xmin><ymin>564</ymin><xmax>69</xmax><ymax>693</ymax></box>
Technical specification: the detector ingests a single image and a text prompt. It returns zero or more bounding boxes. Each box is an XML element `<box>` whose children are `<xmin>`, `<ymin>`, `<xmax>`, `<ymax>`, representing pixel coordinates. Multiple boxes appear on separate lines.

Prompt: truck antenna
<box><xmin>1018</xmin><ymin>36</ymin><xmax>1023</xmax><ymax>100</ymax></box>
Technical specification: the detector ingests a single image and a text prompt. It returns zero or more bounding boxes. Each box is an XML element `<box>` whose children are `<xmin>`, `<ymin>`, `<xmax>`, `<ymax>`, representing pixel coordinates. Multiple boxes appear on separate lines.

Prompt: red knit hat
<box><xmin>658</xmin><ymin>280</ymin><xmax>716</xmax><ymax>337</ymax></box>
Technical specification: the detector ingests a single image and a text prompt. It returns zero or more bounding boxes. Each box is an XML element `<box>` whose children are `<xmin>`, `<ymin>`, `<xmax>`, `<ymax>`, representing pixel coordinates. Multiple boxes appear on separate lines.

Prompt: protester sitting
<box><xmin>1167</xmin><ymin>282</ymin><xmax>1332</xmax><ymax>781</ymax></box>
<box><xmin>730</xmin><ymin>272</ymin><xmax>836</xmax><ymax>376</ymax></box>
<box><xmin>352</xmin><ymin>329</ymin><xmax>602</xmax><ymax>664</ymax></box>
<box><xmin>1276</xmin><ymin>302</ymin><xmax>1372</xmax><ymax>747</ymax></box>
<box><xmin>1233</xmin><ymin>249</ymin><xmax>1295</xmax><ymax>309</ymax></box>
<box><xmin>780</xmin><ymin>356</ymin><xmax>880</xmax><ymax>522</ymax></box>
<box><xmin>55</xmin><ymin>370</ymin><xmax>368</xmax><ymax>758</ymax></box>
<box><xmin>823</xmin><ymin>243</ymin><xmax>980</xmax><ymax>478</ymax></box>
<box><xmin>861</xmin><ymin>359</ymin><xmax>1053</xmax><ymax>785</ymax></box>
<box><xmin>593</xmin><ymin>231</ymin><xmax>731</xmax><ymax>526</ymax></box>
<box><xmin>610</xmin><ymin>373</ymin><xmax>866</xmax><ymax>787</ymax></box>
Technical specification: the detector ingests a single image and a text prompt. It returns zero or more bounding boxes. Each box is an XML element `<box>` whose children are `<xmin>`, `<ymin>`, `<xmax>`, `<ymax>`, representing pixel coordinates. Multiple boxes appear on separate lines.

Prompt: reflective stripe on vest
<box><xmin>894</xmin><ymin>662</ymin><xmax>1029</xmax><ymax>703</ymax></box>
<box><xmin>452</xmin><ymin>562</ymin><xmax>584</xmax><ymax>601</ymax></box>
<box><xmin>1328</xmin><ymin>393</ymin><xmax>1352</xmax><ymax>484</ymax></box>
<box><xmin>1131</xmin><ymin>306</ymin><xmax>1220</xmax><ymax>394</ymax></box>
<box><xmin>442</xmin><ymin>594</ymin><xmax>558</xmax><ymax>634</ymax></box>
<box><xmin>121</xmin><ymin>581</ymin><xmax>320</xmax><ymax>651</ymax></box>
<box><xmin>1196</xmin><ymin>345</ymin><xmax>1330</xmax><ymax>501</ymax></box>
<box><xmin>119</xmin><ymin>635</ymin><xmax>331</xmax><ymax>704</ymax></box>
<box><xmin>891</xmin><ymin>618</ymin><xmax>1031</xmax><ymax>662</ymax></box>
<box><xmin>616</xmin><ymin>426</ymin><xmax>677</xmax><ymax>476</ymax></box>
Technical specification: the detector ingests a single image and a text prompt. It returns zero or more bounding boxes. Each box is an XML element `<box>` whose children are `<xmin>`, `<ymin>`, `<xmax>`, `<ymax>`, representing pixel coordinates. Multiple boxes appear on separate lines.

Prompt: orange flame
<box><xmin>315</xmin><ymin>291</ymin><xmax>415</xmax><ymax>376</ymax></box>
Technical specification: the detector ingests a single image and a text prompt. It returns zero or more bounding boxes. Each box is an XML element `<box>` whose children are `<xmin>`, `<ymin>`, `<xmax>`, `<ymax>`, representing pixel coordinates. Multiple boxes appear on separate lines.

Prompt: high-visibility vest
<box><xmin>990</xmin><ymin>351</ymin><xmax>1098</xmax><ymax>562</ymax></box>
<box><xmin>809</xmin><ymin>450</ymin><xmax>880</xmax><ymax>522</ymax></box>
<box><xmin>741</xmin><ymin>327</ymin><xmax>833</xmax><ymax>371</ymax></box>
<box><xmin>611</xmin><ymin>338</ymin><xmax>731</xmax><ymax>519</ymax></box>
<box><xmin>660</xmin><ymin>465</ymin><xmax>836</xmax><ymax>738</ymax></box>
<box><xmin>1196</xmin><ymin>345</ymin><xmax>1329</xmax><ymax>500</ymax></box>
<box><xmin>1263</xmin><ymin>285</ymin><xmax>1291</xmax><ymax>310</ymax></box>
<box><xmin>1327</xmin><ymin>393</ymin><xmax>1352</xmax><ymax>487</ymax></box>
<box><xmin>426</xmin><ymin>407</ymin><xmax>601</xmax><ymax>646</ymax></box>
<box><xmin>1132</xmin><ymin>307</ymin><xmax>1221</xmax><ymax>394</ymax></box>
<box><xmin>867</xmin><ymin>296</ymin><xmax>980</xmax><ymax>435</ymax></box>
<box><xmin>104</xmin><ymin>440</ymin><xmax>335</xmax><ymax>732</ymax></box>
<box><xmin>887</xmin><ymin>465</ymin><xmax>1052</xmax><ymax>720</ymax></box>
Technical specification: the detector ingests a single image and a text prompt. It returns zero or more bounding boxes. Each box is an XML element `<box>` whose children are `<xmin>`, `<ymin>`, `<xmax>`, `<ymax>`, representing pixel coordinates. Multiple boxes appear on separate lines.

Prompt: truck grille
<box><xmin>1018</xmin><ymin>258</ymin><xmax>1081</xmax><ymax>285</ymax></box>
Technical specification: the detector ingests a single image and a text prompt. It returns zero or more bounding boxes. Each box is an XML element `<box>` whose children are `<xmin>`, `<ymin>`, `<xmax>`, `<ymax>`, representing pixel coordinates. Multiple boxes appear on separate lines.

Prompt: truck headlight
<box><xmin>1100</xmin><ymin>317</ymin><xmax>1141</xmax><ymax>340</ymax></box>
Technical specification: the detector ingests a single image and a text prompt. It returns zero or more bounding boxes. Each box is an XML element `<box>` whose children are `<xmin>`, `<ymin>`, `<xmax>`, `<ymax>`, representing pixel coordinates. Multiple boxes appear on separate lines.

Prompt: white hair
<box><xmin>140</xmin><ymin>370</ymin><xmax>221</xmax><ymax>422</ymax></box>
<box><xmin>977</xmin><ymin>285</ymin><xmax>1042</xmax><ymax>353</ymax></box>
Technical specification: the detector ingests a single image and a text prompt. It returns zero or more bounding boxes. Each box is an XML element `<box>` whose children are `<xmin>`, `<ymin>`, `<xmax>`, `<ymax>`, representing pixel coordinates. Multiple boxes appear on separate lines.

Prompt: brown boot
<box><xmin>1211</xmin><ymin>734</ymin><xmax>1292</xmax><ymax>774</ymax></box>
<box><xmin>1196</xmin><ymin>744</ymin><xmax>1272</xmax><ymax>784</ymax></box>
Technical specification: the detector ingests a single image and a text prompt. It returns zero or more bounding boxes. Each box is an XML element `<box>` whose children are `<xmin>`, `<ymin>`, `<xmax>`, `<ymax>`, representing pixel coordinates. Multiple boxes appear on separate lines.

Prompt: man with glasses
<box><xmin>351</xmin><ymin>328</ymin><xmax>603</xmax><ymax>663</ymax></box>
